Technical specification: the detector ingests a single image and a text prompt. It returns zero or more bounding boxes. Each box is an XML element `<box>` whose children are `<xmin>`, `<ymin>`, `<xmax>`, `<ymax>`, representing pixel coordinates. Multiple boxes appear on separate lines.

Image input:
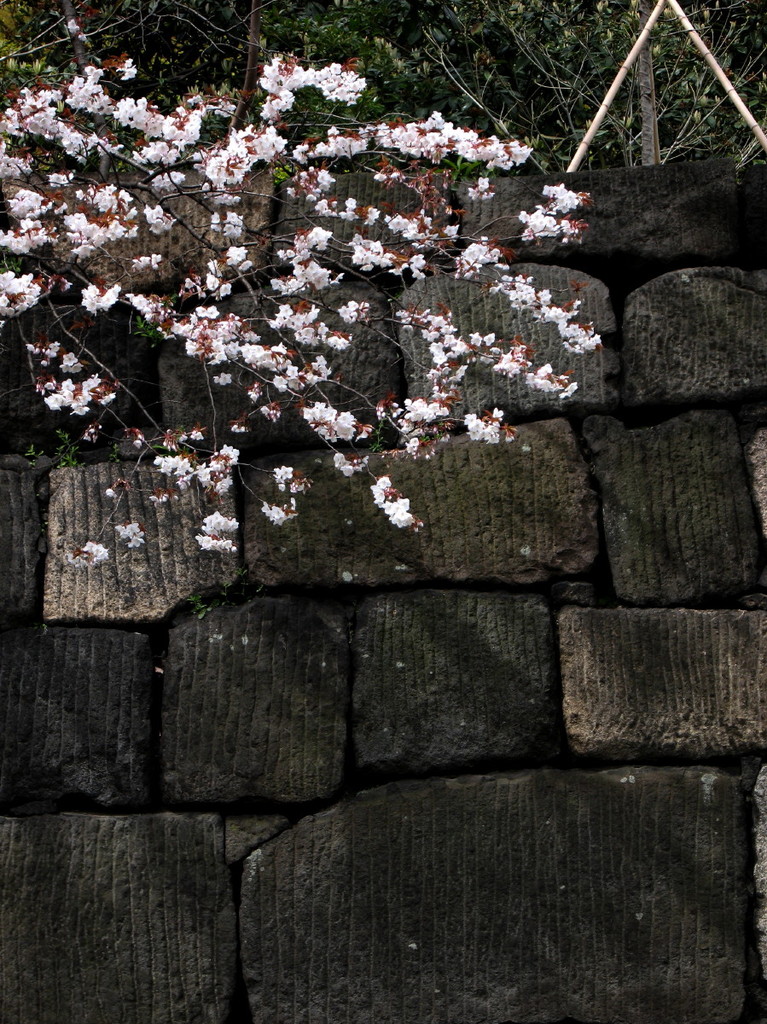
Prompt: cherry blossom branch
<box><xmin>0</xmin><ymin>52</ymin><xmax>600</xmax><ymax>565</ymax></box>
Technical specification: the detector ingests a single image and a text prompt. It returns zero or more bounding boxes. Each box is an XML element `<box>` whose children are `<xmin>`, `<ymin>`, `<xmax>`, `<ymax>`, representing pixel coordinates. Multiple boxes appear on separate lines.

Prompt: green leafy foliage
<box><xmin>24</xmin><ymin>430</ymin><xmax>84</xmax><ymax>467</ymax></box>
<box><xmin>0</xmin><ymin>0</ymin><xmax>246</xmax><ymax>102</ymax></box>
<box><xmin>52</xmin><ymin>429</ymin><xmax>82</xmax><ymax>467</ymax></box>
<box><xmin>260</xmin><ymin>0</ymin><xmax>767</xmax><ymax>170</ymax></box>
<box><xmin>133</xmin><ymin>316</ymin><xmax>167</xmax><ymax>347</ymax></box>
<box><xmin>187</xmin><ymin>568</ymin><xmax>251</xmax><ymax>618</ymax></box>
<box><xmin>0</xmin><ymin>0</ymin><xmax>764</xmax><ymax>169</ymax></box>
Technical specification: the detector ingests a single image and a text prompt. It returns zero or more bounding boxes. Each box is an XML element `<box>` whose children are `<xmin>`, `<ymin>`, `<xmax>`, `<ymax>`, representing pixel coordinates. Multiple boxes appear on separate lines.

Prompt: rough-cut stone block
<box><xmin>0</xmin><ymin>627</ymin><xmax>152</xmax><ymax>805</ymax></box>
<box><xmin>584</xmin><ymin>411</ymin><xmax>759</xmax><ymax>605</ymax></box>
<box><xmin>458</xmin><ymin>159</ymin><xmax>738</xmax><ymax>266</ymax></box>
<box><xmin>225</xmin><ymin>814</ymin><xmax>290</xmax><ymax>864</ymax></box>
<box><xmin>8</xmin><ymin>172</ymin><xmax>273</xmax><ymax>291</ymax></box>
<box><xmin>400</xmin><ymin>265</ymin><xmax>618</xmax><ymax>418</ymax></box>
<box><xmin>745</xmin><ymin>428</ymin><xmax>767</xmax><ymax>547</ymax></box>
<box><xmin>352</xmin><ymin>591</ymin><xmax>558</xmax><ymax>774</ymax></box>
<box><xmin>740</xmin><ymin>164</ymin><xmax>767</xmax><ymax>266</ymax></box>
<box><xmin>0</xmin><ymin>467</ymin><xmax>39</xmax><ymax>629</ymax></box>
<box><xmin>242</xmin><ymin>768</ymin><xmax>746</xmax><ymax>1024</ymax></box>
<box><xmin>560</xmin><ymin>607</ymin><xmax>767</xmax><ymax>758</ymax></box>
<box><xmin>162</xmin><ymin>598</ymin><xmax>349</xmax><ymax>803</ymax></box>
<box><xmin>0</xmin><ymin>812</ymin><xmax>236</xmax><ymax>1024</ymax></box>
<box><xmin>0</xmin><ymin>305</ymin><xmax>156</xmax><ymax>452</ymax></box>
<box><xmin>158</xmin><ymin>283</ymin><xmax>400</xmax><ymax>450</ymax></box>
<box><xmin>44</xmin><ymin>462</ymin><xmax>239</xmax><ymax>625</ymax></box>
<box><xmin>551</xmin><ymin>580</ymin><xmax>595</xmax><ymax>607</ymax></box>
<box><xmin>753</xmin><ymin>767</ymin><xmax>767</xmax><ymax>972</ymax></box>
<box><xmin>275</xmin><ymin>171</ymin><xmax>449</xmax><ymax>261</ymax></box>
<box><xmin>244</xmin><ymin>420</ymin><xmax>598</xmax><ymax>587</ymax></box>
<box><xmin>622</xmin><ymin>267</ymin><xmax>767</xmax><ymax>406</ymax></box>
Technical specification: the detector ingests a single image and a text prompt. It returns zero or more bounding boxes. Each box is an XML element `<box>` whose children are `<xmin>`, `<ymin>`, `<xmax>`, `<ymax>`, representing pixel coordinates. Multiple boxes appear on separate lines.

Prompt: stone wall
<box><xmin>3</xmin><ymin>158</ymin><xmax>767</xmax><ymax>1024</ymax></box>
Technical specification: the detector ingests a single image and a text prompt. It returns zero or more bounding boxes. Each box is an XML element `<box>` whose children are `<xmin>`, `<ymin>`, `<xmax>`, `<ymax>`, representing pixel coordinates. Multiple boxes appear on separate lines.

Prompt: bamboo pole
<box><xmin>638</xmin><ymin>0</ymin><xmax>661</xmax><ymax>164</ymax></box>
<box><xmin>664</xmin><ymin>0</ymin><xmax>767</xmax><ymax>157</ymax></box>
<box><xmin>567</xmin><ymin>0</ymin><xmax>668</xmax><ymax>172</ymax></box>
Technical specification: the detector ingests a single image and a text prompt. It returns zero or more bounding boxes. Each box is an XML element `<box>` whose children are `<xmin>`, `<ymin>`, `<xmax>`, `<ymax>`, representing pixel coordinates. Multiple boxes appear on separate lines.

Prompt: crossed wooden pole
<box><xmin>567</xmin><ymin>0</ymin><xmax>767</xmax><ymax>172</ymax></box>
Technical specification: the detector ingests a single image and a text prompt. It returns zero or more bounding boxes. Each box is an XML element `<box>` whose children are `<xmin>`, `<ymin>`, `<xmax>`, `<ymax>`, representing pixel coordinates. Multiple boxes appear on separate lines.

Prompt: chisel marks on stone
<box><xmin>44</xmin><ymin>463</ymin><xmax>240</xmax><ymax>624</ymax></box>
<box><xmin>0</xmin><ymin>468</ymin><xmax>39</xmax><ymax>627</ymax></box>
<box><xmin>245</xmin><ymin>420</ymin><xmax>597</xmax><ymax>587</ymax></box>
<box><xmin>163</xmin><ymin>597</ymin><xmax>348</xmax><ymax>802</ymax></box>
<box><xmin>0</xmin><ymin>812</ymin><xmax>236</xmax><ymax>1024</ymax></box>
<box><xmin>241</xmin><ymin>768</ymin><xmax>745</xmax><ymax>1024</ymax></box>
<box><xmin>584</xmin><ymin>411</ymin><xmax>759</xmax><ymax>604</ymax></box>
<box><xmin>353</xmin><ymin>590</ymin><xmax>558</xmax><ymax>773</ymax></box>
<box><xmin>560</xmin><ymin>606</ymin><xmax>767</xmax><ymax>758</ymax></box>
<box><xmin>0</xmin><ymin>626</ymin><xmax>152</xmax><ymax>804</ymax></box>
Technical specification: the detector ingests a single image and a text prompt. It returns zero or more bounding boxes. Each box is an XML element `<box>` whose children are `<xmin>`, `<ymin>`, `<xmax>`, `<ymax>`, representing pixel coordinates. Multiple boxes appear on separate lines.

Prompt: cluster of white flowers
<box><xmin>40</xmin><ymin>375</ymin><xmax>117</xmax><ymax>415</ymax></box>
<box><xmin>0</xmin><ymin>271</ymin><xmax>44</xmax><ymax>317</ymax></box>
<box><xmin>372</xmin><ymin>112</ymin><xmax>532</xmax><ymax>169</ymax></box>
<box><xmin>152</xmin><ymin>445</ymin><xmax>239</xmax><ymax>498</ymax></box>
<box><xmin>333</xmin><ymin>453</ymin><xmax>369</xmax><ymax>477</ymax></box>
<box><xmin>466</xmin><ymin>177</ymin><xmax>495</xmax><ymax>201</ymax></box>
<box><xmin>131</xmin><ymin>253</ymin><xmax>163</xmax><ymax>271</ymax></box>
<box><xmin>337</xmin><ymin>300</ymin><xmax>370</xmax><ymax>323</ymax></box>
<box><xmin>197</xmin><ymin>124</ymin><xmax>287</xmax><ymax>187</ymax></box>
<box><xmin>454</xmin><ymin>239</ymin><xmax>509</xmax><ymax>279</ymax></box>
<box><xmin>525</xmin><ymin>363</ymin><xmax>578</xmax><ymax>397</ymax></box>
<box><xmin>272</xmin><ymin>465</ymin><xmax>312</xmax><ymax>493</ymax></box>
<box><xmin>286</xmin><ymin>166</ymin><xmax>336</xmax><ymax>199</ymax></box>
<box><xmin>371</xmin><ymin>475</ymin><xmax>421</xmax><ymax>530</ymax></box>
<box><xmin>463</xmin><ymin>408</ymin><xmax>515</xmax><ymax>444</ymax></box>
<box><xmin>259</xmin><ymin>58</ymin><xmax>366</xmax><ymax>122</ymax></box>
<box><xmin>82</xmin><ymin>283</ymin><xmax>121</xmax><ymax>313</ymax></box>
<box><xmin>301</xmin><ymin>403</ymin><xmax>361</xmax><ymax>441</ymax></box>
<box><xmin>66</xmin><ymin>541</ymin><xmax>109</xmax><ymax>567</ymax></box>
<box><xmin>489</xmin><ymin>274</ymin><xmax>600</xmax><ymax>355</ymax></box>
<box><xmin>195</xmin><ymin>511</ymin><xmax>239</xmax><ymax>552</ymax></box>
<box><xmin>115</xmin><ymin>521</ymin><xmax>146</xmax><ymax>548</ymax></box>
<box><xmin>261</xmin><ymin>498</ymin><xmax>298</xmax><ymax>526</ymax></box>
<box><xmin>518</xmin><ymin>184</ymin><xmax>590</xmax><ymax>243</ymax></box>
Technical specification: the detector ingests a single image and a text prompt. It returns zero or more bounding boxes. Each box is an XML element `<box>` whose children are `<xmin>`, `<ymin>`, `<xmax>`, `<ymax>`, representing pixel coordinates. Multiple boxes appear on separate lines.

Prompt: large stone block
<box><xmin>242</xmin><ymin>768</ymin><xmax>746</xmax><ymax>1024</ymax></box>
<box><xmin>0</xmin><ymin>627</ymin><xmax>152</xmax><ymax>805</ymax></box>
<box><xmin>352</xmin><ymin>591</ymin><xmax>558</xmax><ymax>774</ymax></box>
<box><xmin>243</xmin><ymin>420</ymin><xmax>598</xmax><ymax>587</ymax></box>
<box><xmin>225</xmin><ymin>814</ymin><xmax>290</xmax><ymax>864</ymax></box>
<box><xmin>162</xmin><ymin>597</ymin><xmax>349</xmax><ymax>803</ymax></box>
<box><xmin>622</xmin><ymin>267</ymin><xmax>767</xmax><ymax>406</ymax></box>
<box><xmin>745</xmin><ymin>427</ymin><xmax>767</xmax><ymax>548</ymax></box>
<box><xmin>158</xmin><ymin>283</ymin><xmax>400</xmax><ymax>451</ymax></box>
<box><xmin>753</xmin><ymin>766</ymin><xmax>767</xmax><ymax>973</ymax></box>
<box><xmin>0</xmin><ymin>305</ymin><xmax>156</xmax><ymax>452</ymax></box>
<box><xmin>458</xmin><ymin>159</ymin><xmax>738</xmax><ymax>267</ymax></box>
<box><xmin>0</xmin><ymin>812</ymin><xmax>236</xmax><ymax>1024</ymax></box>
<box><xmin>399</xmin><ymin>264</ymin><xmax>618</xmax><ymax>418</ymax></box>
<box><xmin>584</xmin><ymin>411</ymin><xmax>759</xmax><ymax>605</ymax></box>
<box><xmin>0</xmin><ymin>466</ymin><xmax>40</xmax><ymax>628</ymax></box>
<box><xmin>44</xmin><ymin>462</ymin><xmax>240</xmax><ymax>625</ymax></box>
<box><xmin>560</xmin><ymin>606</ymin><xmax>767</xmax><ymax>758</ymax></box>
<box><xmin>739</xmin><ymin>164</ymin><xmax>767</xmax><ymax>266</ymax></box>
